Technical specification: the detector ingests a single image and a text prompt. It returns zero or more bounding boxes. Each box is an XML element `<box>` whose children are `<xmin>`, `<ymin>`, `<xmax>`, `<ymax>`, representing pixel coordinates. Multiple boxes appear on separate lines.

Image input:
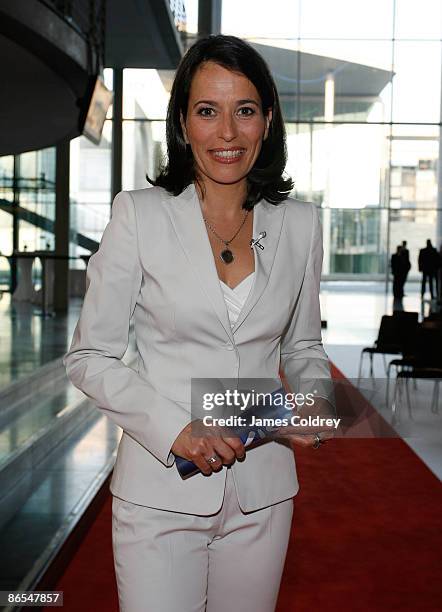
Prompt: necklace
<box><xmin>203</xmin><ymin>209</ymin><xmax>249</xmax><ymax>264</ymax></box>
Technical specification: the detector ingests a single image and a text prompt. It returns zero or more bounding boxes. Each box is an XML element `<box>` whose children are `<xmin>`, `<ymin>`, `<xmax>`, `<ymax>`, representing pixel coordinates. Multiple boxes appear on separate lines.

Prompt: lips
<box><xmin>209</xmin><ymin>148</ymin><xmax>246</xmax><ymax>164</ymax></box>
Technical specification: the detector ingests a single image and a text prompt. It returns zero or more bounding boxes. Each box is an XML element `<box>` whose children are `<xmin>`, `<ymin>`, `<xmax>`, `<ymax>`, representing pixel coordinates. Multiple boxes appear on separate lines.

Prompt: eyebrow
<box><xmin>192</xmin><ymin>99</ymin><xmax>260</xmax><ymax>108</ymax></box>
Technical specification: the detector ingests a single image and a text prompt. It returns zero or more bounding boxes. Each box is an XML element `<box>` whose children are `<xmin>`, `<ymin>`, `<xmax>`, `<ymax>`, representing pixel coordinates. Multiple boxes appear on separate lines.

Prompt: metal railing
<box><xmin>38</xmin><ymin>0</ymin><xmax>106</xmax><ymax>73</ymax></box>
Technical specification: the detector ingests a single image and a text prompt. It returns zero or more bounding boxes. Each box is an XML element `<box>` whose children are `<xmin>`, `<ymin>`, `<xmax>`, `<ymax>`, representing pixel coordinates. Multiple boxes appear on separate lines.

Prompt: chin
<box><xmin>208</xmin><ymin>166</ymin><xmax>252</xmax><ymax>184</ymax></box>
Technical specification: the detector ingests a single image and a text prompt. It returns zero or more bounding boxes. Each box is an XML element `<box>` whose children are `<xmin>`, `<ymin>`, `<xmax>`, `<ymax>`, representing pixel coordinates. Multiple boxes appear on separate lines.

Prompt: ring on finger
<box><xmin>312</xmin><ymin>433</ymin><xmax>323</xmax><ymax>449</ymax></box>
<box><xmin>206</xmin><ymin>454</ymin><xmax>220</xmax><ymax>464</ymax></box>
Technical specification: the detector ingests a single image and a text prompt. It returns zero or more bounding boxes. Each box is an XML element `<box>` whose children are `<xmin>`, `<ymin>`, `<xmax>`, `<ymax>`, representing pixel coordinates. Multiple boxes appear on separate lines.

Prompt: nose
<box><xmin>218</xmin><ymin>112</ymin><xmax>237</xmax><ymax>141</ymax></box>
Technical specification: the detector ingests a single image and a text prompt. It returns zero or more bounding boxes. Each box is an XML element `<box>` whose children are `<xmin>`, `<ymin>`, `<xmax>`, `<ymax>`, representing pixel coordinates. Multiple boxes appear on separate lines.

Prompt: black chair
<box><xmin>390</xmin><ymin>324</ymin><xmax>442</xmax><ymax>423</ymax></box>
<box><xmin>385</xmin><ymin>314</ymin><xmax>422</xmax><ymax>404</ymax></box>
<box><xmin>358</xmin><ymin>312</ymin><xmax>419</xmax><ymax>384</ymax></box>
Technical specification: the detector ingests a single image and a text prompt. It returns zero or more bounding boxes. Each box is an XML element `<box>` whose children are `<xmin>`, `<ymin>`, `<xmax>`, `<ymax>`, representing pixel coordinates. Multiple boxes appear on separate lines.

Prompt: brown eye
<box><xmin>197</xmin><ymin>107</ymin><xmax>215</xmax><ymax>117</ymax></box>
<box><xmin>238</xmin><ymin>107</ymin><xmax>255</xmax><ymax>116</ymax></box>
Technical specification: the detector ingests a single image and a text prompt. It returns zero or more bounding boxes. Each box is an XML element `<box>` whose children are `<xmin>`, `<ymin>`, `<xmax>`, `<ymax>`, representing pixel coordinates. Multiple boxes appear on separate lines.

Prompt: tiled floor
<box><xmin>0</xmin><ymin>291</ymin><xmax>83</xmax><ymax>390</ymax></box>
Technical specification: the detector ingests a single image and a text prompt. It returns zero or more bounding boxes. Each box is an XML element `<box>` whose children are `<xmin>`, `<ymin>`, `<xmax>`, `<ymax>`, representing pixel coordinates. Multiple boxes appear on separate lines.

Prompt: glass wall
<box><xmin>0</xmin><ymin>67</ymin><xmax>114</xmax><ymax>284</ymax></box>
<box><xmin>0</xmin><ymin>0</ymin><xmax>440</xmax><ymax>283</ymax></box>
<box><xmin>122</xmin><ymin>69</ymin><xmax>168</xmax><ymax>191</ymax></box>
<box><xmin>0</xmin><ymin>156</ymin><xmax>14</xmax><ymax>288</ymax></box>
<box><xmin>0</xmin><ymin>149</ymin><xmax>56</xmax><ymax>288</ymax></box>
<box><xmin>68</xmin><ymin>68</ymin><xmax>113</xmax><ymax>271</ymax></box>
<box><xmin>219</xmin><ymin>0</ymin><xmax>441</xmax><ymax>278</ymax></box>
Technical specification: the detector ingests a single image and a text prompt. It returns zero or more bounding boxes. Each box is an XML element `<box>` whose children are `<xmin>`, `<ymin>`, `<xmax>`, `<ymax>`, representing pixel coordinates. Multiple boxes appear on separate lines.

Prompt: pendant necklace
<box><xmin>203</xmin><ymin>209</ymin><xmax>249</xmax><ymax>264</ymax></box>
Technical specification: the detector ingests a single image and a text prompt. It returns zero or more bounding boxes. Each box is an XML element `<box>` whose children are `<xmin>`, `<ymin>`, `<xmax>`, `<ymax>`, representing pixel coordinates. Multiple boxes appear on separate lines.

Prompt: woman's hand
<box><xmin>273</xmin><ymin>397</ymin><xmax>337</xmax><ymax>449</ymax></box>
<box><xmin>171</xmin><ymin>420</ymin><xmax>246</xmax><ymax>476</ymax></box>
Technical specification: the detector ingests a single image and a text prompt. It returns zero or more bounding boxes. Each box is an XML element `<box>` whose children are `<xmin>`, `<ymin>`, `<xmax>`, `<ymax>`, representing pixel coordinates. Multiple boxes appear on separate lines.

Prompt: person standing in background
<box><xmin>391</xmin><ymin>245</ymin><xmax>405</xmax><ymax>299</ymax></box>
<box><xmin>400</xmin><ymin>240</ymin><xmax>411</xmax><ymax>296</ymax></box>
<box><xmin>437</xmin><ymin>243</ymin><xmax>442</xmax><ymax>303</ymax></box>
<box><xmin>418</xmin><ymin>239</ymin><xmax>439</xmax><ymax>299</ymax></box>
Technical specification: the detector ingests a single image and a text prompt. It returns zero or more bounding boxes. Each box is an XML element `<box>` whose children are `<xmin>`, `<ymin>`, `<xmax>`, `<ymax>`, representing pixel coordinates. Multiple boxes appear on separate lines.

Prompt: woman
<box><xmin>63</xmin><ymin>34</ymin><xmax>334</xmax><ymax>612</ymax></box>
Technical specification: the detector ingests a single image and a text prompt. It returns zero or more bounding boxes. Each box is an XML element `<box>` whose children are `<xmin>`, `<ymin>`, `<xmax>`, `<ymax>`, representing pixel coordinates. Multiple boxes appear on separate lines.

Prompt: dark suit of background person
<box><xmin>437</xmin><ymin>244</ymin><xmax>442</xmax><ymax>302</ymax></box>
<box><xmin>400</xmin><ymin>240</ymin><xmax>411</xmax><ymax>296</ymax></box>
<box><xmin>418</xmin><ymin>239</ymin><xmax>439</xmax><ymax>299</ymax></box>
<box><xmin>391</xmin><ymin>245</ymin><xmax>407</xmax><ymax>299</ymax></box>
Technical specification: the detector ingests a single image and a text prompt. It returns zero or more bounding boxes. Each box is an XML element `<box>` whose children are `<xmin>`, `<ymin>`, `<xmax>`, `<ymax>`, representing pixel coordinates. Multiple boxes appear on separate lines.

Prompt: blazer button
<box><xmin>224</xmin><ymin>343</ymin><xmax>235</xmax><ymax>351</ymax></box>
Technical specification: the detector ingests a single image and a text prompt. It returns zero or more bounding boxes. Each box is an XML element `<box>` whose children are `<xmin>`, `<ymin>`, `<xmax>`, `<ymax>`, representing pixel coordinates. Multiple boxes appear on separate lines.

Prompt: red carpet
<box><xmin>44</xmin><ymin>363</ymin><xmax>442</xmax><ymax>612</ymax></box>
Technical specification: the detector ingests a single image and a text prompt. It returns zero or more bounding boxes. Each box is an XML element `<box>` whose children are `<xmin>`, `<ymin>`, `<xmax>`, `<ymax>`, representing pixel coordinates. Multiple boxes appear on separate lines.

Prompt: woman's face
<box><xmin>180</xmin><ymin>61</ymin><xmax>272</xmax><ymax>188</ymax></box>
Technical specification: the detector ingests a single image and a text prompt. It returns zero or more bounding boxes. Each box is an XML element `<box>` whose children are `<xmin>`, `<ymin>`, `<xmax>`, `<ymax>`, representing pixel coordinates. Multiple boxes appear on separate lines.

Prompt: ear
<box><xmin>263</xmin><ymin>108</ymin><xmax>273</xmax><ymax>141</ymax></box>
<box><xmin>180</xmin><ymin>111</ymin><xmax>189</xmax><ymax>144</ymax></box>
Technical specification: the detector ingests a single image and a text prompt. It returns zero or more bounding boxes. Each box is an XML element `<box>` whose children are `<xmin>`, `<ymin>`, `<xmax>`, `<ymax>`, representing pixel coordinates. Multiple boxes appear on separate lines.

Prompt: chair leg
<box><xmin>369</xmin><ymin>352</ymin><xmax>374</xmax><ymax>377</ymax></box>
<box><xmin>431</xmin><ymin>380</ymin><xmax>440</xmax><ymax>414</ymax></box>
<box><xmin>357</xmin><ymin>351</ymin><xmax>365</xmax><ymax>385</ymax></box>
<box><xmin>391</xmin><ymin>377</ymin><xmax>402</xmax><ymax>425</ymax></box>
<box><xmin>382</xmin><ymin>354</ymin><xmax>388</xmax><ymax>375</ymax></box>
<box><xmin>405</xmin><ymin>378</ymin><xmax>413</xmax><ymax>420</ymax></box>
<box><xmin>386</xmin><ymin>362</ymin><xmax>392</xmax><ymax>407</ymax></box>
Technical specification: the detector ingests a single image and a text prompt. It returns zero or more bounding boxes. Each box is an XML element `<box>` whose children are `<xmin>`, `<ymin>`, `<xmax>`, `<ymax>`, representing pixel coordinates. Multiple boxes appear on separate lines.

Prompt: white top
<box><xmin>219</xmin><ymin>272</ymin><xmax>255</xmax><ymax>328</ymax></box>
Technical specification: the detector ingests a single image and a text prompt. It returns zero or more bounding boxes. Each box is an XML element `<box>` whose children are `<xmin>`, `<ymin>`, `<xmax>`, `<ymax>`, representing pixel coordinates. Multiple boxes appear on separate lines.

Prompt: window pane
<box><xmin>122</xmin><ymin>120</ymin><xmax>166</xmax><ymax>191</ymax></box>
<box><xmin>69</xmin><ymin>121</ymin><xmax>112</xmax><ymax>269</ymax></box>
<box><xmin>389</xmin><ymin>130</ymin><xmax>439</xmax><ymax>210</ymax></box>
<box><xmin>123</xmin><ymin>69</ymin><xmax>170</xmax><ymax>120</ymax></box>
<box><xmin>392</xmin><ymin>41</ymin><xmax>441</xmax><ymax>123</ymax></box>
<box><xmin>18</xmin><ymin>217</ymin><xmax>54</xmax><ymax>252</ymax></box>
<box><xmin>184</xmin><ymin>0</ymin><xmax>198</xmax><ymax>34</ymax></box>
<box><xmin>286</xmin><ymin>123</ymin><xmax>390</xmax><ymax>208</ymax></box>
<box><xmin>389</xmin><ymin>209</ymin><xmax>441</xmax><ymax>281</ymax></box>
<box><xmin>221</xmin><ymin>0</ymin><xmax>300</xmax><ymax>39</ymax></box>
<box><xmin>0</xmin><ymin>208</ymin><xmax>13</xmax><ymax>288</ymax></box>
<box><xmin>17</xmin><ymin>148</ymin><xmax>56</xmax><ymax>253</ymax></box>
<box><xmin>0</xmin><ymin>156</ymin><xmax>14</xmax><ymax>204</ymax></box>
<box><xmin>299</xmin><ymin>0</ymin><xmax>394</xmax><ymax>39</ymax></box>
<box><xmin>298</xmin><ymin>40</ymin><xmax>393</xmax><ymax>122</ymax></box>
<box><xmin>322</xmin><ymin>207</ymin><xmax>388</xmax><ymax>274</ymax></box>
<box><xmin>395</xmin><ymin>0</ymin><xmax>442</xmax><ymax>40</ymax></box>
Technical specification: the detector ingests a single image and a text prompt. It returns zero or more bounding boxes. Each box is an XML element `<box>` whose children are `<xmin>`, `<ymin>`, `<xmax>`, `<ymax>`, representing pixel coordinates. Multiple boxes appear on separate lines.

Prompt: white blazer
<box><xmin>62</xmin><ymin>181</ymin><xmax>333</xmax><ymax>514</ymax></box>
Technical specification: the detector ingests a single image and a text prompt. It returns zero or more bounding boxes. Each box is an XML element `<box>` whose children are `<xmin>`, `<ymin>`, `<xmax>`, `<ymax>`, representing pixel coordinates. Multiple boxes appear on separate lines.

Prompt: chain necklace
<box><xmin>203</xmin><ymin>209</ymin><xmax>249</xmax><ymax>264</ymax></box>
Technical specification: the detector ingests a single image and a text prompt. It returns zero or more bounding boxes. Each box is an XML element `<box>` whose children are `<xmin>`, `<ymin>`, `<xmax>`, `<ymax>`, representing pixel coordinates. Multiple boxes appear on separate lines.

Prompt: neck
<box><xmin>194</xmin><ymin>177</ymin><xmax>248</xmax><ymax>221</ymax></box>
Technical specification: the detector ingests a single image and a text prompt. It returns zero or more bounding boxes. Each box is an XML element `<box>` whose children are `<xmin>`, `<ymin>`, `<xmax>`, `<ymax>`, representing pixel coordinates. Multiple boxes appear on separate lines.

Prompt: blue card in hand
<box><xmin>175</xmin><ymin>386</ymin><xmax>287</xmax><ymax>479</ymax></box>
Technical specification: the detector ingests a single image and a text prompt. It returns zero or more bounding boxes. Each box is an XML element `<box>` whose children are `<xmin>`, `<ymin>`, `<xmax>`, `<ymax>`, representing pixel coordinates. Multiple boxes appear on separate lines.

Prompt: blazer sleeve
<box><xmin>62</xmin><ymin>190</ymin><xmax>191</xmax><ymax>467</ymax></box>
<box><xmin>279</xmin><ymin>203</ymin><xmax>335</xmax><ymax>410</ymax></box>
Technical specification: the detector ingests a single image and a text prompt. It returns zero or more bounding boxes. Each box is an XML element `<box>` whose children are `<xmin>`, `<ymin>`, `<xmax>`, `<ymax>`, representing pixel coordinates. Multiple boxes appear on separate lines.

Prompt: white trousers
<box><xmin>112</xmin><ymin>467</ymin><xmax>294</xmax><ymax>612</ymax></box>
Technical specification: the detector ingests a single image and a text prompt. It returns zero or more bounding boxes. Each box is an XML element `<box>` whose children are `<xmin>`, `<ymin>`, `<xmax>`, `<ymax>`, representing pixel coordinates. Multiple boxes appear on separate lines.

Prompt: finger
<box><xmin>210</xmin><ymin>438</ymin><xmax>237</xmax><ymax>465</ymax></box>
<box><xmin>221</xmin><ymin>435</ymin><xmax>246</xmax><ymax>459</ymax></box>
<box><xmin>187</xmin><ymin>441</ymin><xmax>219</xmax><ymax>475</ymax></box>
<box><xmin>285</xmin><ymin>435</ymin><xmax>313</xmax><ymax>448</ymax></box>
<box><xmin>202</xmin><ymin>451</ymin><xmax>224</xmax><ymax>472</ymax></box>
<box><xmin>275</xmin><ymin>424</ymin><xmax>336</xmax><ymax>437</ymax></box>
<box><xmin>192</xmin><ymin>453</ymin><xmax>215</xmax><ymax>476</ymax></box>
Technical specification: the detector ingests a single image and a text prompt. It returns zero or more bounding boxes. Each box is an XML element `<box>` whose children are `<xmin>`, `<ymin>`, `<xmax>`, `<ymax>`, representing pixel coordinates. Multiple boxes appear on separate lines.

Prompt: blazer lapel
<box><xmin>231</xmin><ymin>197</ymin><xmax>286</xmax><ymax>333</ymax></box>
<box><xmin>166</xmin><ymin>182</ymin><xmax>286</xmax><ymax>341</ymax></box>
<box><xmin>167</xmin><ymin>182</ymin><xmax>235</xmax><ymax>343</ymax></box>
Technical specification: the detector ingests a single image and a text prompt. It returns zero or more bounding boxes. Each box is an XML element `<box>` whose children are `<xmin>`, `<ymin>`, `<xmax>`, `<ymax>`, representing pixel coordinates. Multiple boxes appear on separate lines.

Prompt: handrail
<box><xmin>36</xmin><ymin>0</ymin><xmax>106</xmax><ymax>73</ymax></box>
